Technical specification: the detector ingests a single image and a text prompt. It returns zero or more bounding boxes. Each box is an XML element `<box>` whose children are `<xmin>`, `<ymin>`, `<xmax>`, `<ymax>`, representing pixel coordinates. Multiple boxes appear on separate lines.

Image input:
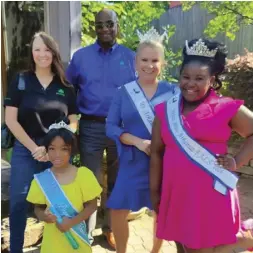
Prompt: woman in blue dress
<box><xmin>106</xmin><ymin>28</ymin><xmax>176</xmax><ymax>253</ymax></box>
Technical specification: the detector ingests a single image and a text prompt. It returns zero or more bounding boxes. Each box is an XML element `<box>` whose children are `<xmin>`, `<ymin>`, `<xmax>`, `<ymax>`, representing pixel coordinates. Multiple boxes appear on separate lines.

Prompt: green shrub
<box><xmin>223</xmin><ymin>50</ymin><xmax>253</xmax><ymax>110</ymax></box>
<box><xmin>221</xmin><ymin>50</ymin><xmax>253</xmax><ymax>143</ymax></box>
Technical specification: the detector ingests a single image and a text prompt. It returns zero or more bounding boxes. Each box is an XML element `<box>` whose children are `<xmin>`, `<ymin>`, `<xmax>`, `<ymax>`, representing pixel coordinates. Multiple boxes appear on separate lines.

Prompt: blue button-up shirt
<box><xmin>66</xmin><ymin>42</ymin><xmax>136</xmax><ymax>117</ymax></box>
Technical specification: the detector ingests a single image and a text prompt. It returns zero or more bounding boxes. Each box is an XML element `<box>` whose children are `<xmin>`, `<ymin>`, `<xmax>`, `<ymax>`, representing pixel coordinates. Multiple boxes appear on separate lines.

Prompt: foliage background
<box><xmin>81</xmin><ymin>1</ymin><xmax>182</xmax><ymax>81</ymax></box>
<box><xmin>182</xmin><ymin>1</ymin><xmax>253</xmax><ymax>41</ymax></box>
<box><xmin>224</xmin><ymin>50</ymin><xmax>253</xmax><ymax>110</ymax></box>
<box><xmin>4</xmin><ymin>1</ymin><xmax>44</xmax><ymax>80</ymax></box>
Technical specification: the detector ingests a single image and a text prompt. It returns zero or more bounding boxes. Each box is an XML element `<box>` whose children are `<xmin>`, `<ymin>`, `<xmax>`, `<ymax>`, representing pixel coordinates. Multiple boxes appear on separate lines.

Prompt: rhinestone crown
<box><xmin>185</xmin><ymin>39</ymin><xmax>218</xmax><ymax>58</ymax></box>
<box><xmin>137</xmin><ymin>27</ymin><xmax>168</xmax><ymax>43</ymax></box>
<box><xmin>49</xmin><ymin>121</ymin><xmax>75</xmax><ymax>133</ymax></box>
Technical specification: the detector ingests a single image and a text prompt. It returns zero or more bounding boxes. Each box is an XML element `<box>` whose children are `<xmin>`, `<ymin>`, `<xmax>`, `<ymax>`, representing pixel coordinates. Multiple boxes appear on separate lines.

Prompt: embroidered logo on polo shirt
<box><xmin>120</xmin><ymin>60</ymin><xmax>125</xmax><ymax>66</ymax></box>
<box><xmin>56</xmin><ymin>89</ymin><xmax>65</xmax><ymax>96</ymax></box>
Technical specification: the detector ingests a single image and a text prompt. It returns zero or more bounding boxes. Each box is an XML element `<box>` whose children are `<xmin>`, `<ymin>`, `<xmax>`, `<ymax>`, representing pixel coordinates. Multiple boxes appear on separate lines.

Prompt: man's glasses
<box><xmin>95</xmin><ymin>21</ymin><xmax>115</xmax><ymax>30</ymax></box>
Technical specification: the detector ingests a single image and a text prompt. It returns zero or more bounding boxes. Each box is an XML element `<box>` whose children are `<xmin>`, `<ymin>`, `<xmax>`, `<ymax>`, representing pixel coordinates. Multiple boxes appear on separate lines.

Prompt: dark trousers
<box><xmin>9</xmin><ymin>140</ymin><xmax>51</xmax><ymax>253</ymax></box>
<box><xmin>79</xmin><ymin>119</ymin><xmax>119</xmax><ymax>243</ymax></box>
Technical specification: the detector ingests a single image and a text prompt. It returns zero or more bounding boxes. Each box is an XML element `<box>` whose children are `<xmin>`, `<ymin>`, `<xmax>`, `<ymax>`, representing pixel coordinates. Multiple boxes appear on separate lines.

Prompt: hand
<box><xmin>56</xmin><ymin>217</ymin><xmax>74</xmax><ymax>233</ymax></box>
<box><xmin>32</xmin><ymin>146</ymin><xmax>46</xmax><ymax>161</ymax></box>
<box><xmin>38</xmin><ymin>153</ymin><xmax>49</xmax><ymax>162</ymax></box>
<box><xmin>43</xmin><ymin>208</ymin><xmax>57</xmax><ymax>224</ymax></box>
<box><xmin>135</xmin><ymin>139</ymin><xmax>151</xmax><ymax>156</ymax></box>
<box><xmin>151</xmin><ymin>191</ymin><xmax>161</xmax><ymax>214</ymax></box>
<box><xmin>216</xmin><ymin>154</ymin><xmax>237</xmax><ymax>171</ymax></box>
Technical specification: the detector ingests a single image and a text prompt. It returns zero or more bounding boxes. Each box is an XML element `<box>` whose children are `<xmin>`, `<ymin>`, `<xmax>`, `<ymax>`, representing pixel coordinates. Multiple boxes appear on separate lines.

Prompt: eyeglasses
<box><xmin>95</xmin><ymin>21</ymin><xmax>115</xmax><ymax>30</ymax></box>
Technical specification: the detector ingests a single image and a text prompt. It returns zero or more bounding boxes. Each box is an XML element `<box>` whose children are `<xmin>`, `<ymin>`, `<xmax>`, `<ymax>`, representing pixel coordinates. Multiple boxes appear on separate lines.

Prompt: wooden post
<box><xmin>44</xmin><ymin>1</ymin><xmax>81</xmax><ymax>68</ymax></box>
<box><xmin>1</xmin><ymin>16</ymin><xmax>7</xmax><ymax>124</ymax></box>
<box><xmin>1</xmin><ymin>18</ymin><xmax>7</xmax><ymax>97</ymax></box>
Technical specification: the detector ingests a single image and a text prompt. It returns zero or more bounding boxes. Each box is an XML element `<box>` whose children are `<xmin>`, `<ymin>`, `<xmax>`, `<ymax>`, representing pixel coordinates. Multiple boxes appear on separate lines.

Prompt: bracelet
<box><xmin>230</xmin><ymin>155</ymin><xmax>237</xmax><ymax>171</ymax></box>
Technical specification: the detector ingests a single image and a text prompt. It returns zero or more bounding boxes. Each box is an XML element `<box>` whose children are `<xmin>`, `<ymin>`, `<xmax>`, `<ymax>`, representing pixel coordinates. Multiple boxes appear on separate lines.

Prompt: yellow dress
<box><xmin>27</xmin><ymin>166</ymin><xmax>102</xmax><ymax>253</ymax></box>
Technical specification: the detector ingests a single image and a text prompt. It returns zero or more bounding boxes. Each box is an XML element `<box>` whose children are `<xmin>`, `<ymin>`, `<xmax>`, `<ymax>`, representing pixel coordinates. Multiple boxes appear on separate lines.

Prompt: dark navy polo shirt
<box><xmin>4</xmin><ymin>71</ymin><xmax>77</xmax><ymax>138</ymax></box>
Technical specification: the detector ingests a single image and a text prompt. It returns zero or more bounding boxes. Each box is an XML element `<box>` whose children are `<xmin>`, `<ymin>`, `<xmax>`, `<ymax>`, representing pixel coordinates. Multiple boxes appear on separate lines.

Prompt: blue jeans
<box><xmin>9</xmin><ymin>140</ymin><xmax>51</xmax><ymax>253</ymax></box>
<box><xmin>79</xmin><ymin>119</ymin><xmax>118</xmax><ymax>243</ymax></box>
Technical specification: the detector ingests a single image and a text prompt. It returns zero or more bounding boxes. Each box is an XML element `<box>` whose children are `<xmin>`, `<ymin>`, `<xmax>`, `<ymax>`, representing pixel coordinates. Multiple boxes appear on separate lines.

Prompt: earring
<box><xmin>135</xmin><ymin>71</ymin><xmax>138</xmax><ymax>78</ymax></box>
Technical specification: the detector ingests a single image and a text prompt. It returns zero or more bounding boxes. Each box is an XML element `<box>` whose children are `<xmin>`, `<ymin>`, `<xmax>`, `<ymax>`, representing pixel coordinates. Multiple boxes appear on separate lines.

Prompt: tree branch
<box><xmin>223</xmin><ymin>6</ymin><xmax>253</xmax><ymax>22</ymax></box>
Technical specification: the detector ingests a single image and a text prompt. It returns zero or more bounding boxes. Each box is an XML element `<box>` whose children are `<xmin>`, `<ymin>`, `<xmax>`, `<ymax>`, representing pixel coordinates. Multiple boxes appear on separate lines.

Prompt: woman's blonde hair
<box><xmin>136</xmin><ymin>40</ymin><xmax>165</xmax><ymax>64</ymax></box>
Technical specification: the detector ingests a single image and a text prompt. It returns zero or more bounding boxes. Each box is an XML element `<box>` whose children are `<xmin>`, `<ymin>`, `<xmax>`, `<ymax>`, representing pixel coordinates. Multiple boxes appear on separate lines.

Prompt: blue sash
<box><xmin>165</xmin><ymin>92</ymin><xmax>239</xmax><ymax>195</ymax></box>
<box><xmin>124</xmin><ymin>81</ymin><xmax>174</xmax><ymax>134</ymax></box>
<box><xmin>34</xmin><ymin>169</ymin><xmax>90</xmax><ymax>248</ymax></box>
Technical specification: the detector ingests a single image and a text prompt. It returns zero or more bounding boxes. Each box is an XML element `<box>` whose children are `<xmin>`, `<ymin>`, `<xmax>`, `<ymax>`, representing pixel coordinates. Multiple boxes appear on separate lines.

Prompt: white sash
<box><xmin>166</xmin><ymin>92</ymin><xmax>238</xmax><ymax>195</ymax></box>
<box><xmin>124</xmin><ymin>81</ymin><xmax>155</xmax><ymax>134</ymax></box>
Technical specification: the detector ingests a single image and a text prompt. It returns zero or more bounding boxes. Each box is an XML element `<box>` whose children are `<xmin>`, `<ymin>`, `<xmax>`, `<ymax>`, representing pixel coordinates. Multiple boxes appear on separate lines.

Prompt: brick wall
<box><xmin>169</xmin><ymin>1</ymin><xmax>181</xmax><ymax>8</ymax></box>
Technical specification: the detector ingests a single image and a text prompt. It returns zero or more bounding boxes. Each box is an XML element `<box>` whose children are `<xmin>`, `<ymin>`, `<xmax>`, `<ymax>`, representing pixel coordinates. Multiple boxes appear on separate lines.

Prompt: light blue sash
<box><xmin>124</xmin><ymin>81</ymin><xmax>174</xmax><ymax>134</ymax></box>
<box><xmin>165</xmin><ymin>92</ymin><xmax>238</xmax><ymax>195</ymax></box>
<box><xmin>34</xmin><ymin>169</ymin><xmax>90</xmax><ymax>247</ymax></box>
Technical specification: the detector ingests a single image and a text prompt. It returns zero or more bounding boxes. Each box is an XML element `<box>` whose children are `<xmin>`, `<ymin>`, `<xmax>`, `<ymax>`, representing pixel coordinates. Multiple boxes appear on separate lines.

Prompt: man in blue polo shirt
<box><xmin>66</xmin><ymin>8</ymin><xmax>135</xmax><ymax>248</ymax></box>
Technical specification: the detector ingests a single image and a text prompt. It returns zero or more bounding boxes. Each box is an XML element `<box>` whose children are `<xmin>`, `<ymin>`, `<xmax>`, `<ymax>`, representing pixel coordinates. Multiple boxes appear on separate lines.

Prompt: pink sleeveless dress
<box><xmin>155</xmin><ymin>90</ymin><xmax>244</xmax><ymax>249</ymax></box>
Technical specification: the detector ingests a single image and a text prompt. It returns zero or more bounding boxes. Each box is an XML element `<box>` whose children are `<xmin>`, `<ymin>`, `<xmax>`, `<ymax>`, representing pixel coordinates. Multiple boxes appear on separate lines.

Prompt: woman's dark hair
<box><xmin>28</xmin><ymin>31</ymin><xmax>70</xmax><ymax>87</ymax></box>
<box><xmin>43</xmin><ymin>116</ymin><xmax>78</xmax><ymax>156</ymax></box>
<box><xmin>180</xmin><ymin>38</ymin><xmax>228</xmax><ymax>90</ymax></box>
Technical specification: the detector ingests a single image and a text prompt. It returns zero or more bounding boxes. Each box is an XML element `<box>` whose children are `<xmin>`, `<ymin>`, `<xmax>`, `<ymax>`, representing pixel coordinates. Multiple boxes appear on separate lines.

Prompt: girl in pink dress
<box><xmin>150</xmin><ymin>38</ymin><xmax>253</xmax><ymax>253</ymax></box>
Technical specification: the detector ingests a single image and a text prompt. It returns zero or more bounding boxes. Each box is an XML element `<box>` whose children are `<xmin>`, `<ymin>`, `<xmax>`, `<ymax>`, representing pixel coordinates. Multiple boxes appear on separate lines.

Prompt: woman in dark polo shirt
<box><xmin>4</xmin><ymin>31</ymin><xmax>78</xmax><ymax>253</ymax></box>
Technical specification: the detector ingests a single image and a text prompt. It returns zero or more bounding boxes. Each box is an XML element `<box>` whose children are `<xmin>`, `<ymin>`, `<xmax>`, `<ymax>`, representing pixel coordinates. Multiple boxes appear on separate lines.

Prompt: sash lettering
<box><xmin>35</xmin><ymin>170</ymin><xmax>91</xmax><ymax>249</ymax></box>
<box><xmin>165</xmin><ymin>93</ymin><xmax>238</xmax><ymax>195</ymax></box>
<box><xmin>125</xmin><ymin>81</ymin><xmax>175</xmax><ymax>134</ymax></box>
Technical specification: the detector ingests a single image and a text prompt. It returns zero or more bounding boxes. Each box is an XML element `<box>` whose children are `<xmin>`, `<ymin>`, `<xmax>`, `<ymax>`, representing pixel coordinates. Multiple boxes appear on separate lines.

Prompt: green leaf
<box><xmin>183</xmin><ymin>1</ymin><xmax>253</xmax><ymax>40</ymax></box>
<box><xmin>81</xmin><ymin>1</ymin><xmax>180</xmax><ymax>80</ymax></box>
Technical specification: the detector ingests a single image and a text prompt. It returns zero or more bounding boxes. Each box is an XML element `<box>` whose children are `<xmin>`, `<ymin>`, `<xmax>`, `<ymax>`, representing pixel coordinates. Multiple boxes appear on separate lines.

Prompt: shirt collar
<box><xmin>31</xmin><ymin>71</ymin><xmax>59</xmax><ymax>91</ymax></box>
<box><xmin>94</xmin><ymin>40</ymin><xmax>119</xmax><ymax>53</ymax></box>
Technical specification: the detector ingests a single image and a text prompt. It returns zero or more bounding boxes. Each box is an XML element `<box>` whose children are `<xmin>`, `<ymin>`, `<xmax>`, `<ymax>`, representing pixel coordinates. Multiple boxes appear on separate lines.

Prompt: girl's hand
<box><xmin>56</xmin><ymin>217</ymin><xmax>73</xmax><ymax>232</ymax></box>
<box><xmin>38</xmin><ymin>153</ymin><xmax>49</xmax><ymax>162</ymax></box>
<box><xmin>32</xmin><ymin>146</ymin><xmax>46</xmax><ymax>161</ymax></box>
<box><xmin>135</xmin><ymin>139</ymin><xmax>151</xmax><ymax>156</ymax></box>
<box><xmin>216</xmin><ymin>154</ymin><xmax>237</xmax><ymax>171</ymax></box>
<box><xmin>43</xmin><ymin>208</ymin><xmax>57</xmax><ymax>223</ymax></box>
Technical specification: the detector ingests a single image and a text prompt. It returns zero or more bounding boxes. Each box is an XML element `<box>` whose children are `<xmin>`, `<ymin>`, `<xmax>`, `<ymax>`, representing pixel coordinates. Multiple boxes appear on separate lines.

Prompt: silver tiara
<box><xmin>185</xmin><ymin>39</ymin><xmax>218</xmax><ymax>58</ymax></box>
<box><xmin>137</xmin><ymin>27</ymin><xmax>168</xmax><ymax>44</ymax></box>
<box><xmin>48</xmin><ymin>121</ymin><xmax>75</xmax><ymax>133</ymax></box>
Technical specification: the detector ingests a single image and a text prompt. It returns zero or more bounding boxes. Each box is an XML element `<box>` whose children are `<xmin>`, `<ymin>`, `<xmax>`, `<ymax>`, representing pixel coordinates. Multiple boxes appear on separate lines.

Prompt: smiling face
<box><xmin>32</xmin><ymin>36</ymin><xmax>53</xmax><ymax>70</ymax></box>
<box><xmin>179</xmin><ymin>61</ymin><xmax>215</xmax><ymax>102</ymax></box>
<box><xmin>95</xmin><ymin>9</ymin><xmax>118</xmax><ymax>45</ymax></box>
<box><xmin>136</xmin><ymin>44</ymin><xmax>164</xmax><ymax>83</ymax></box>
<box><xmin>48</xmin><ymin>136</ymin><xmax>71</xmax><ymax>169</ymax></box>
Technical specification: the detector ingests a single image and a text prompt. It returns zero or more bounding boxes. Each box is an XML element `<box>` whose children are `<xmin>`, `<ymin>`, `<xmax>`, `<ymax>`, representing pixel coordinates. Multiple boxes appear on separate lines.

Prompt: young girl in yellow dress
<box><xmin>27</xmin><ymin>117</ymin><xmax>102</xmax><ymax>253</ymax></box>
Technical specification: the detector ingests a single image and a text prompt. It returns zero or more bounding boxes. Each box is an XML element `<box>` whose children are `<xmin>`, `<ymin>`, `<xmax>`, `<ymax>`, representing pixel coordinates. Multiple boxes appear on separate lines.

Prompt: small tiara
<box><xmin>48</xmin><ymin>121</ymin><xmax>75</xmax><ymax>133</ymax></box>
<box><xmin>137</xmin><ymin>26</ymin><xmax>168</xmax><ymax>44</ymax></box>
<box><xmin>185</xmin><ymin>39</ymin><xmax>218</xmax><ymax>58</ymax></box>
